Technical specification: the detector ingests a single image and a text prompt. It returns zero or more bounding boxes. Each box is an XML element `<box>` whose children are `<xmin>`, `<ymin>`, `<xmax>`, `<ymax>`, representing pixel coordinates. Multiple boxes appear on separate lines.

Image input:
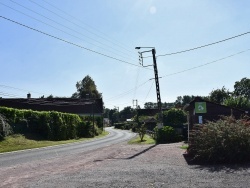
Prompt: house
<box><xmin>184</xmin><ymin>97</ymin><xmax>248</xmax><ymax>129</ymax></box>
<box><xmin>0</xmin><ymin>95</ymin><xmax>103</xmax><ymax>116</ymax></box>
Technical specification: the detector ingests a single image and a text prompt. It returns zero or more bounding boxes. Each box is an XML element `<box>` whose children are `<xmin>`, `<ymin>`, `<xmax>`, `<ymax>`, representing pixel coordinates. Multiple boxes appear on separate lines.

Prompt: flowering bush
<box><xmin>188</xmin><ymin>116</ymin><xmax>250</xmax><ymax>163</ymax></box>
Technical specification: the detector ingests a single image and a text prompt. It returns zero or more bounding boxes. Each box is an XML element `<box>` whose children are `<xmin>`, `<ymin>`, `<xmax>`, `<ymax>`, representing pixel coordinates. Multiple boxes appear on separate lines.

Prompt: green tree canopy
<box><xmin>174</xmin><ymin>95</ymin><xmax>195</xmax><ymax>107</ymax></box>
<box><xmin>119</xmin><ymin>106</ymin><xmax>136</xmax><ymax>121</ymax></box>
<box><xmin>209</xmin><ymin>86</ymin><xmax>230</xmax><ymax>104</ymax></box>
<box><xmin>223</xmin><ymin>96</ymin><xmax>250</xmax><ymax>110</ymax></box>
<box><xmin>162</xmin><ymin>108</ymin><xmax>186</xmax><ymax>128</ymax></box>
<box><xmin>72</xmin><ymin>75</ymin><xmax>101</xmax><ymax>99</ymax></box>
<box><xmin>234</xmin><ymin>77</ymin><xmax>250</xmax><ymax>99</ymax></box>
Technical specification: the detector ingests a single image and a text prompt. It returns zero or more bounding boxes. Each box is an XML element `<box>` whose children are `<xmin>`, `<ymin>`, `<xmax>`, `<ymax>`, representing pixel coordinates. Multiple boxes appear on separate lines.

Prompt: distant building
<box><xmin>0</xmin><ymin>95</ymin><xmax>103</xmax><ymax>116</ymax></box>
<box><xmin>137</xmin><ymin>108</ymin><xmax>169</xmax><ymax>116</ymax></box>
<box><xmin>184</xmin><ymin>97</ymin><xmax>248</xmax><ymax>129</ymax></box>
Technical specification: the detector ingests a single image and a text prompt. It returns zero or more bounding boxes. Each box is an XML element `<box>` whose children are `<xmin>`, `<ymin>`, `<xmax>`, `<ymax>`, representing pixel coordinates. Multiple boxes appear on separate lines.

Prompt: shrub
<box><xmin>0</xmin><ymin>114</ymin><xmax>13</xmax><ymax>139</ymax></box>
<box><xmin>162</xmin><ymin>108</ymin><xmax>186</xmax><ymax>128</ymax></box>
<box><xmin>154</xmin><ymin>126</ymin><xmax>182</xmax><ymax>143</ymax></box>
<box><xmin>114</xmin><ymin>123</ymin><xmax>125</xmax><ymax>129</ymax></box>
<box><xmin>137</xmin><ymin>123</ymin><xmax>146</xmax><ymax>142</ymax></box>
<box><xmin>187</xmin><ymin>116</ymin><xmax>250</xmax><ymax>163</ymax></box>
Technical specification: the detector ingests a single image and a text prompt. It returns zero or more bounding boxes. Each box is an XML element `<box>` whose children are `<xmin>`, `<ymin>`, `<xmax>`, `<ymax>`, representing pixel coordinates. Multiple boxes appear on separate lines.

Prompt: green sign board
<box><xmin>195</xmin><ymin>102</ymin><xmax>207</xmax><ymax>113</ymax></box>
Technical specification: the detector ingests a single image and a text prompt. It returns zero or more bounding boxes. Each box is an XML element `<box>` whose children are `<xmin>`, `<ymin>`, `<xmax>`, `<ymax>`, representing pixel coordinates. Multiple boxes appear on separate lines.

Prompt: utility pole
<box><xmin>133</xmin><ymin>99</ymin><xmax>138</xmax><ymax>109</ymax></box>
<box><xmin>152</xmin><ymin>49</ymin><xmax>163</xmax><ymax>128</ymax></box>
<box><xmin>135</xmin><ymin>47</ymin><xmax>163</xmax><ymax>128</ymax></box>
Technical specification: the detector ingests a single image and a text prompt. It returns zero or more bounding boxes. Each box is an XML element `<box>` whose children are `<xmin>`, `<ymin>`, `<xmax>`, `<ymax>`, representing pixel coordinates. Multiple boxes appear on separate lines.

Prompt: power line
<box><xmin>0</xmin><ymin>91</ymin><xmax>25</xmax><ymax>98</ymax></box>
<box><xmin>144</xmin><ymin>31</ymin><xmax>250</xmax><ymax>58</ymax></box>
<box><xmin>2</xmin><ymin>1</ymin><xmax>135</xmax><ymax>61</ymax></box>
<box><xmin>40</xmin><ymin>0</ymin><xmax>134</xmax><ymax>54</ymax></box>
<box><xmin>160</xmin><ymin>48</ymin><xmax>250</xmax><ymax>78</ymax></box>
<box><xmin>0</xmin><ymin>84</ymin><xmax>50</xmax><ymax>96</ymax></box>
<box><xmin>133</xmin><ymin>66</ymin><xmax>140</xmax><ymax>99</ymax></box>
<box><xmin>0</xmin><ymin>15</ymin><xmax>149</xmax><ymax>69</ymax></box>
<box><xmin>105</xmin><ymin>80</ymin><xmax>150</xmax><ymax>101</ymax></box>
<box><xmin>143</xmin><ymin>80</ymin><xmax>154</xmax><ymax>105</ymax></box>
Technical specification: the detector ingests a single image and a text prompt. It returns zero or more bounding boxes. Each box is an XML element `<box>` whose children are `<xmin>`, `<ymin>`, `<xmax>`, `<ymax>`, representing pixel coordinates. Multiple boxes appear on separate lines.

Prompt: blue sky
<box><xmin>0</xmin><ymin>0</ymin><xmax>249</xmax><ymax>110</ymax></box>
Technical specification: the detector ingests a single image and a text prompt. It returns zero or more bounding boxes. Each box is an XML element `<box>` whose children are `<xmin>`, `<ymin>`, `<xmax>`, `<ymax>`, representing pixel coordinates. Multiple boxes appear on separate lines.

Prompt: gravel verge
<box><xmin>0</xmin><ymin>142</ymin><xmax>250</xmax><ymax>188</ymax></box>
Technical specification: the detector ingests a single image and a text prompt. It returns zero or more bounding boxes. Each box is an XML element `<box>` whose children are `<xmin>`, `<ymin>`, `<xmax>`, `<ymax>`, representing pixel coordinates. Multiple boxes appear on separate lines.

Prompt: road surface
<box><xmin>0</xmin><ymin>127</ymin><xmax>135</xmax><ymax>168</ymax></box>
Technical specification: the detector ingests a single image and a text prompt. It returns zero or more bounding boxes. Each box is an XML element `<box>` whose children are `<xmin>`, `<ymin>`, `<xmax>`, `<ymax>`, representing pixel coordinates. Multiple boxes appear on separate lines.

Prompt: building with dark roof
<box><xmin>184</xmin><ymin>97</ymin><xmax>248</xmax><ymax>129</ymax></box>
<box><xmin>0</xmin><ymin>97</ymin><xmax>103</xmax><ymax>116</ymax></box>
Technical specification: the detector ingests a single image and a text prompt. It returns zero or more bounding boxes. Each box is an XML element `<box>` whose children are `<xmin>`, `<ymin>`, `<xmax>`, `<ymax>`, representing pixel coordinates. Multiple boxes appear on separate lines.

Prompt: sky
<box><xmin>0</xmin><ymin>0</ymin><xmax>250</xmax><ymax>110</ymax></box>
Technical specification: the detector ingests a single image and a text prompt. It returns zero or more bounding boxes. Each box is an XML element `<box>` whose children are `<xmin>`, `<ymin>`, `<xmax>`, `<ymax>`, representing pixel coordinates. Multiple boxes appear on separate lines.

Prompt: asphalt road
<box><xmin>0</xmin><ymin>127</ymin><xmax>135</xmax><ymax>168</ymax></box>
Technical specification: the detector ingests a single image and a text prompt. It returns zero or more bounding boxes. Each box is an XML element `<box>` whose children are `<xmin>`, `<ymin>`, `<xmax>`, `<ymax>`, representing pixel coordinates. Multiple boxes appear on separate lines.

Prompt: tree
<box><xmin>137</xmin><ymin>123</ymin><xmax>146</xmax><ymax>142</ymax></box>
<box><xmin>234</xmin><ymin>77</ymin><xmax>250</xmax><ymax>99</ymax></box>
<box><xmin>119</xmin><ymin>106</ymin><xmax>136</xmax><ymax>121</ymax></box>
<box><xmin>144</xmin><ymin>102</ymin><xmax>157</xmax><ymax>109</ymax></box>
<box><xmin>103</xmin><ymin>108</ymin><xmax>110</xmax><ymax>118</ymax></box>
<box><xmin>162</xmin><ymin>108</ymin><xmax>186</xmax><ymax>128</ymax></box>
<box><xmin>224</xmin><ymin>96</ymin><xmax>250</xmax><ymax>110</ymax></box>
<box><xmin>72</xmin><ymin>75</ymin><xmax>101</xmax><ymax>99</ymax></box>
<box><xmin>174</xmin><ymin>95</ymin><xmax>195</xmax><ymax>107</ymax></box>
<box><xmin>209</xmin><ymin>86</ymin><xmax>230</xmax><ymax>104</ymax></box>
<box><xmin>109</xmin><ymin>109</ymin><xmax>119</xmax><ymax>126</ymax></box>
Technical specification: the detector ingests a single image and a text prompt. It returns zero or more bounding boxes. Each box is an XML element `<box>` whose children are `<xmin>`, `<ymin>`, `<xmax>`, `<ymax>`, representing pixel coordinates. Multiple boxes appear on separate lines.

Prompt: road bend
<box><xmin>0</xmin><ymin>127</ymin><xmax>135</xmax><ymax>168</ymax></box>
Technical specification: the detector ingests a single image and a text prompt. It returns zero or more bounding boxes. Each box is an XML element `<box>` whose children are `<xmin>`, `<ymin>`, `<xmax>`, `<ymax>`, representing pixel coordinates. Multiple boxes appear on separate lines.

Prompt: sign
<box><xmin>195</xmin><ymin>102</ymin><xmax>207</xmax><ymax>113</ymax></box>
<box><xmin>198</xmin><ymin>116</ymin><xmax>203</xmax><ymax>124</ymax></box>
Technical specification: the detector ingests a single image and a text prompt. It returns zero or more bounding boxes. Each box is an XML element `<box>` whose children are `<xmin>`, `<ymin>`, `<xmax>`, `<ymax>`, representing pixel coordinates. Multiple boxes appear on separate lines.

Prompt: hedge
<box><xmin>0</xmin><ymin>107</ymin><xmax>99</xmax><ymax>140</ymax></box>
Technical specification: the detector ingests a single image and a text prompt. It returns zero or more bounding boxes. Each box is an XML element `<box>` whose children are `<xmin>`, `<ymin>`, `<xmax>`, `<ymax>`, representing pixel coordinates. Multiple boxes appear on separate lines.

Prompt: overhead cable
<box><xmin>0</xmin><ymin>16</ymin><xmax>149</xmax><ymax>69</ymax></box>
<box><xmin>40</xmin><ymin>0</ymin><xmax>134</xmax><ymax>54</ymax></box>
<box><xmin>2</xmin><ymin>2</ymin><xmax>135</xmax><ymax>61</ymax></box>
<box><xmin>144</xmin><ymin>31</ymin><xmax>250</xmax><ymax>58</ymax></box>
<box><xmin>160</xmin><ymin>48</ymin><xmax>250</xmax><ymax>78</ymax></box>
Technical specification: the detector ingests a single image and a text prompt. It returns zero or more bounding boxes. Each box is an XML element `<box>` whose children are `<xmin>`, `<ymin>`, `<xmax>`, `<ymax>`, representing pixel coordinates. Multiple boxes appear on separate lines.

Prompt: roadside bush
<box><xmin>114</xmin><ymin>122</ymin><xmax>134</xmax><ymax>130</ymax></box>
<box><xmin>188</xmin><ymin>116</ymin><xmax>250</xmax><ymax>163</ymax></box>
<box><xmin>0</xmin><ymin>114</ymin><xmax>13</xmax><ymax>140</ymax></box>
<box><xmin>0</xmin><ymin>107</ymin><xmax>92</xmax><ymax>141</ymax></box>
<box><xmin>154</xmin><ymin>126</ymin><xmax>182</xmax><ymax>144</ymax></box>
<box><xmin>114</xmin><ymin>123</ymin><xmax>125</xmax><ymax>129</ymax></box>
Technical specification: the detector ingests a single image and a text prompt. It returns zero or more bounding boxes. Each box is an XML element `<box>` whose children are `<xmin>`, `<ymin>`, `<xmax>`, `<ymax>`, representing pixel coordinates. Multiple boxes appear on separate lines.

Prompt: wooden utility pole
<box><xmin>135</xmin><ymin>47</ymin><xmax>163</xmax><ymax>128</ymax></box>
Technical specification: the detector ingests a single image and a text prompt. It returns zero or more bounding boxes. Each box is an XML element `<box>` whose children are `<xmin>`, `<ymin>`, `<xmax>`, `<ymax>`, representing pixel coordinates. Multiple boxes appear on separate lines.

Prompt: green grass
<box><xmin>0</xmin><ymin>131</ymin><xmax>109</xmax><ymax>153</ymax></box>
<box><xmin>180</xmin><ymin>144</ymin><xmax>188</xmax><ymax>149</ymax></box>
<box><xmin>128</xmin><ymin>135</ymin><xmax>156</xmax><ymax>144</ymax></box>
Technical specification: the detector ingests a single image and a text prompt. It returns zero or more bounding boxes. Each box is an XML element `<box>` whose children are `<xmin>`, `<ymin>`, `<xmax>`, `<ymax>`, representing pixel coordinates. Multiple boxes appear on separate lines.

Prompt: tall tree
<box><xmin>119</xmin><ymin>106</ymin><xmax>136</xmax><ymax>121</ymax></box>
<box><xmin>72</xmin><ymin>75</ymin><xmax>101</xmax><ymax>99</ymax></box>
<box><xmin>209</xmin><ymin>86</ymin><xmax>230</xmax><ymax>104</ymax></box>
<box><xmin>234</xmin><ymin>77</ymin><xmax>250</xmax><ymax>99</ymax></box>
<box><xmin>144</xmin><ymin>102</ymin><xmax>157</xmax><ymax>109</ymax></box>
<box><xmin>174</xmin><ymin>95</ymin><xmax>195</xmax><ymax>107</ymax></box>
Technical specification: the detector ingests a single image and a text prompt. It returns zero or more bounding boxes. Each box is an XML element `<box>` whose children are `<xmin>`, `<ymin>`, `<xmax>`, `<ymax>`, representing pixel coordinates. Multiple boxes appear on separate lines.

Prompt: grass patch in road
<box><xmin>0</xmin><ymin>131</ymin><xmax>109</xmax><ymax>153</ymax></box>
<box><xmin>180</xmin><ymin>144</ymin><xmax>188</xmax><ymax>150</ymax></box>
<box><xmin>128</xmin><ymin>135</ymin><xmax>156</xmax><ymax>145</ymax></box>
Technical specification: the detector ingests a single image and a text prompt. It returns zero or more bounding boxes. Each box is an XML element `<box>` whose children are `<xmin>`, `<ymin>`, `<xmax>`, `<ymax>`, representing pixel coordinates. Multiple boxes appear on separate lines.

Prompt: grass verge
<box><xmin>128</xmin><ymin>135</ymin><xmax>156</xmax><ymax>144</ymax></box>
<box><xmin>180</xmin><ymin>144</ymin><xmax>188</xmax><ymax>149</ymax></box>
<box><xmin>0</xmin><ymin>131</ymin><xmax>109</xmax><ymax>153</ymax></box>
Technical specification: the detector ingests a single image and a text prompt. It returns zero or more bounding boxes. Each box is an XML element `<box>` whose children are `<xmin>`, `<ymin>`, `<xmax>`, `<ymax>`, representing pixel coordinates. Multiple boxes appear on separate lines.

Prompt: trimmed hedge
<box><xmin>0</xmin><ymin>107</ymin><xmax>99</xmax><ymax>140</ymax></box>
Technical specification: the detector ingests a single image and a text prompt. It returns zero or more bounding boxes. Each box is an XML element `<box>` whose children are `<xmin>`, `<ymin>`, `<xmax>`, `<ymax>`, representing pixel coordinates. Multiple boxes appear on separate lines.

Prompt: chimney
<box><xmin>27</xmin><ymin>93</ymin><xmax>31</xmax><ymax>99</ymax></box>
